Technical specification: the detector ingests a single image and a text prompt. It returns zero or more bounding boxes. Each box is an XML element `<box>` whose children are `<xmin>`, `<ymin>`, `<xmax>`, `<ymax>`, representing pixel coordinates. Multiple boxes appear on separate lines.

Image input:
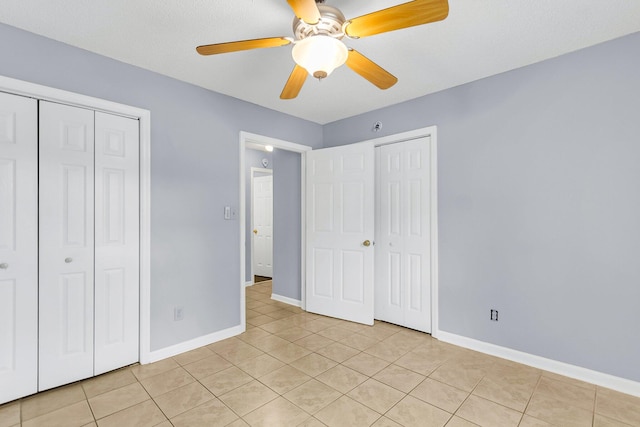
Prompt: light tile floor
<box><xmin>2</xmin><ymin>280</ymin><xmax>639</xmax><ymax>426</ymax></box>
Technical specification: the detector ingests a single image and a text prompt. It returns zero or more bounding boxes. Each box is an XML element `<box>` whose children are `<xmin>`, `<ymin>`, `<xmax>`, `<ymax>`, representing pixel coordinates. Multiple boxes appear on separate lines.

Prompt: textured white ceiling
<box><xmin>1</xmin><ymin>0</ymin><xmax>639</xmax><ymax>124</ymax></box>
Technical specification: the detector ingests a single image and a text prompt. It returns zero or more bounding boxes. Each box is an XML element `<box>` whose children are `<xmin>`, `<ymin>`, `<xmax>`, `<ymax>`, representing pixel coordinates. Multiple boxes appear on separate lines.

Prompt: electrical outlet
<box><xmin>174</xmin><ymin>306</ymin><xmax>184</xmax><ymax>321</ymax></box>
<box><xmin>490</xmin><ymin>309</ymin><xmax>499</xmax><ymax>321</ymax></box>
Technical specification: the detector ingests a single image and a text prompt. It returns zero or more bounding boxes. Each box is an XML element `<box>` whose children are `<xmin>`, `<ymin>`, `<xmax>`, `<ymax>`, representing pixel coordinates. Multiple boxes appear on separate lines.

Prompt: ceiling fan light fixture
<box><xmin>292</xmin><ymin>35</ymin><xmax>348</xmax><ymax>79</ymax></box>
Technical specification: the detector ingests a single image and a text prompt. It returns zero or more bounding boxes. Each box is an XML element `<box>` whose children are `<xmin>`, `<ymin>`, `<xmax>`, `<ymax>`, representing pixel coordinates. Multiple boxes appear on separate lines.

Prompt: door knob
<box><xmin>253</xmin><ymin>229</ymin><xmax>258</xmax><ymax>234</ymax></box>
<box><xmin>363</xmin><ymin>240</ymin><xmax>371</xmax><ymax>247</ymax></box>
<box><xmin>65</xmin><ymin>257</ymin><xmax>73</xmax><ymax>263</ymax></box>
<box><xmin>0</xmin><ymin>263</ymin><xmax>8</xmax><ymax>269</ymax></box>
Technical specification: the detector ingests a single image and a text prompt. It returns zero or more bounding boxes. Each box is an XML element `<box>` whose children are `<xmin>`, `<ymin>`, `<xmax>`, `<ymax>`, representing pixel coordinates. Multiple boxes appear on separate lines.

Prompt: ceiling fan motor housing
<box><xmin>292</xmin><ymin>5</ymin><xmax>346</xmax><ymax>41</ymax></box>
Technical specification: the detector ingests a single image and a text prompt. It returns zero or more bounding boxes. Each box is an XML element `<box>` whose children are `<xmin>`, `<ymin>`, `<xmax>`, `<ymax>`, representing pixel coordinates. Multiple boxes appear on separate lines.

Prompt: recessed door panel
<box><xmin>341</xmin><ymin>250</ymin><xmax>364</xmax><ymax>303</ymax></box>
<box><xmin>104</xmin><ymin>268</ymin><xmax>126</xmax><ymax>345</ymax></box>
<box><xmin>39</xmin><ymin>101</ymin><xmax>95</xmax><ymax>391</ymax></box>
<box><xmin>306</xmin><ymin>142</ymin><xmax>374</xmax><ymax>325</ymax></box>
<box><xmin>94</xmin><ymin>111</ymin><xmax>139</xmax><ymax>375</ymax></box>
<box><xmin>388</xmin><ymin>252</ymin><xmax>401</xmax><ymax>307</ymax></box>
<box><xmin>313</xmin><ymin>157</ymin><xmax>333</xmax><ymax>176</ymax></box>
<box><xmin>409</xmin><ymin>254</ymin><xmax>422</xmax><ymax>311</ymax></box>
<box><xmin>312</xmin><ymin>248</ymin><xmax>333</xmax><ymax>298</ymax></box>
<box><xmin>312</xmin><ymin>183</ymin><xmax>333</xmax><ymax>232</ymax></box>
<box><xmin>0</xmin><ymin>279</ymin><xmax>16</xmax><ymax>371</ymax></box>
<box><xmin>375</xmin><ymin>137</ymin><xmax>432</xmax><ymax>333</ymax></box>
<box><xmin>62</xmin><ymin>165</ymin><xmax>89</xmax><ymax>247</ymax></box>
<box><xmin>342</xmin><ymin>181</ymin><xmax>364</xmax><ymax>233</ymax></box>
<box><xmin>409</xmin><ymin>180</ymin><xmax>422</xmax><ymax>236</ymax></box>
<box><xmin>60</xmin><ymin>273</ymin><xmax>90</xmax><ymax>354</ymax></box>
<box><xmin>388</xmin><ymin>181</ymin><xmax>401</xmax><ymax>237</ymax></box>
<box><xmin>103</xmin><ymin>168</ymin><xmax>125</xmax><ymax>245</ymax></box>
<box><xmin>0</xmin><ymin>92</ymin><xmax>38</xmax><ymax>404</ymax></box>
<box><xmin>0</xmin><ymin>159</ymin><xmax>16</xmax><ymax>251</ymax></box>
<box><xmin>0</xmin><ymin>111</ymin><xmax>16</xmax><ymax>144</ymax></box>
<box><xmin>342</xmin><ymin>153</ymin><xmax>365</xmax><ymax>172</ymax></box>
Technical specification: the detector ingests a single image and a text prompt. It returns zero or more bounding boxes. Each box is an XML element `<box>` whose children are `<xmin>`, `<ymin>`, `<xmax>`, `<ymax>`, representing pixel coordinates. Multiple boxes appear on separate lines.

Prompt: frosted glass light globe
<box><xmin>292</xmin><ymin>35</ymin><xmax>348</xmax><ymax>79</ymax></box>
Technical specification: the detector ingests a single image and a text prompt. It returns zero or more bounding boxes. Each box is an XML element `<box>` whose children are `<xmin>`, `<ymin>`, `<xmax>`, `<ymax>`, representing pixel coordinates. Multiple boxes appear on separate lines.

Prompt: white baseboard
<box><xmin>271</xmin><ymin>293</ymin><xmax>302</xmax><ymax>307</ymax></box>
<box><xmin>437</xmin><ymin>330</ymin><xmax>640</xmax><ymax>398</ymax></box>
<box><xmin>141</xmin><ymin>324</ymin><xmax>244</xmax><ymax>364</ymax></box>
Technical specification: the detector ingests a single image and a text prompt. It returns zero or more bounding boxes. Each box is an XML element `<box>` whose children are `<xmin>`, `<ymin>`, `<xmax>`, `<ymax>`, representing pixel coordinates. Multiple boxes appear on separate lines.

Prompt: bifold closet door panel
<box><xmin>374</xmin><ymin>137</ymin><xmax>432</xmax><ymax>333</ymax></box>
<box><xmin>94</xmin><ymin>112</ymin><xmax>140</xmax><ymax>375</ymax></box>
<box><xmin>0</xmin><ymin>92</ymin><xmax>38</xmax><ymax>403</ymax></box>
<box><xmin>39</xmin><ymin>101</ymin><xmax>95</xmax><ymax>391</ymax></box>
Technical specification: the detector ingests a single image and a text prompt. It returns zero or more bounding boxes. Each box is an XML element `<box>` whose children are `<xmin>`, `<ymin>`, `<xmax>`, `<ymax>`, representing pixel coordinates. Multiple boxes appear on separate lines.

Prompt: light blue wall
<box><xmin>0</xmin><ymin>23</ymin><xmax>322</xmax><ymax>351</ymax></box>
<box><xmin>323</xmin><ymin>32</ymin><xmax>640</xmax><ymax>382</ymax></box>
<box><xmin>272</xmin><ymin>149</ymin><xmax>302</xmax><ymax>301</ymax></box>
<box><xmin>4</xmin><ymin>19</ymin><xmax>639</xmax><ymax>383</ymax></box>
<box><xmin>245</xmin><ymin>148</ymin><xmax>273</xmax><ymax>282</ymax></box>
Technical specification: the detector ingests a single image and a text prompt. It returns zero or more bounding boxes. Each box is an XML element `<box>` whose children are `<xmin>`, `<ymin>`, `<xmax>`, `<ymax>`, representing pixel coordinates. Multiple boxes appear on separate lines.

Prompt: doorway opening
<box><xmin>239</xmin><ymin>132</ymin><xmax>312</xmax><ymax>330</ymax></box>
<box><xmin>247</xmin><ymin>151</ymin><xmax>273</xmax><ymax>284</ymax></box>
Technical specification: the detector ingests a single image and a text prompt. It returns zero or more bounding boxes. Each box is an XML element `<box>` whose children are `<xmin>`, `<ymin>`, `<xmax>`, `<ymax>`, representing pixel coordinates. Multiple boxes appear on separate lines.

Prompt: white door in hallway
<box><xmin>94</xmin><ymin>112</ymin><xmax>140</xmax><ymax>375</ymax></box>
<box><xmin>0</xmin><ymin>92</ymin><xmax>38</xmax><ymax>402</ymax></box>
<box><xmin>253</xmin><ymin>174</ymin><xmax>273</xmax><ymax>278</ymax></box>
<box><xmin>38</xmin><ymin>101</ymin><xmax>95</xmax><ymax>391</ymax></box>
<box><xmin>306</xmin><ymin>142</ymin><xmax>375</xmax><ymax>325</ymax></box>
<box><xmin>375</xmin><ymin>137</ymin><xmax>432</xmax><ymax>332</ymax></box>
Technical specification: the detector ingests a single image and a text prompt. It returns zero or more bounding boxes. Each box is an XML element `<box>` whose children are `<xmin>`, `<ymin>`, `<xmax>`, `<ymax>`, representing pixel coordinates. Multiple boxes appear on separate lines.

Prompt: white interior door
<box><xmin>39</xmin><ymin>101</ymin><xmax>95</xmax><ymax>391</ymax></box>
<box><xmin>0</xmin><ymin>92</ymin><xmax>38</xmax><ymax>403</ymax></box>
<box><xmin>253</xmin><ymin>174</ymin><xmax>273</xmax><ymax>278</ymax></box>
<box><xmin>94</xmin><ymin>112</ymin><xmax>140</xmax><ymax>375</ymax></box>
<box><xmin>375</xmin><ymin>137</ymin><xmax>432</xmax><ymax>332</ymax></box>
<box><xmin>306</xmin><ymin>142</ymin><xmax>375</xmax><ymax>325</ymax></box>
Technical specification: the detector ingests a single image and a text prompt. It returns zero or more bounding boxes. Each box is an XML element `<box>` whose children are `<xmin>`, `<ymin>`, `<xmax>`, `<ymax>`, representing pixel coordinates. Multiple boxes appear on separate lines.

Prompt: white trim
<box><xmin>138</xmin><ymin>106</ymin><xmax>152</xmax><ymax>364</ymax></box>
<box><xmin>437</xmin><ymin>331</ymin><xmax>640</xmax><ymax>398</ymax></box>
<box><xmin>249</xmin><ymin>167</ymin><xmax>273</xmax><ymax>283</ymax></box>
<box><xmin>429</xmin><ymin>128</ymin><xmax>439</xmax><ymax>338</ymax></box>
<box><xmin>144</xmin><ymin>325</ymin><xmax>244</xmax><ymax>364</ymax></box>
<box><xmin>245</xmin><ymin>281</ymin><xmax>254</xmax><ymax>287</ymax></box>
<box><xmin>239</xmin><ymin>132</ymin><xmax>312</xmax><ymax>333</ymax></box>
<box><xmin>300</xmin><ymin>153</ymin><xmax>307</xmax><ymax>311</ymax></box>
<box><xmin>271</xmin><ymin>293</ymin><xmax>302</xmax><ymax>308</ymax></box>
<box><xmin>0</xmin><ymin>75</ymin><xmax>146</xmax><ymax>120</ymax></box>
<box><xmin>242</xmin><ymin>132</ymin><xmax>312</xmax><ymax>154</ymax></box>
<box><xmin>0</xmin><ymin>74</ymin><xmax>153</xmax><ymax>365</ymax></box>
<box><xmin>355</xmin><ymin>126</ymin><xmax>439</xmax><ymax>335</ymax></box>
<box><xmin>365</xmin><ymin>126</ymin><xmax>439</xmax><ymax>147</ymax></box>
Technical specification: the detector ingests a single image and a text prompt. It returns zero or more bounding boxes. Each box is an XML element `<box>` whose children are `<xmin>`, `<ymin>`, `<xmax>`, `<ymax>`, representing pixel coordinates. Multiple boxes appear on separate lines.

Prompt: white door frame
<box><xmin>334</xmin><ymin>126</ymin><xmax>440</xmax><ymax>337</ymax></box>
<box><xmin>0</xmin><ymin>75</ymin><xmax>154</xmax><ymax>362</ymax></box>
<box><xmin>250</xmin><ymin>167</ymin><xmax>273</xmax><ymax>283</ymax></box>
<box><xmin>239</xmin><ymin>132</ymin><xmax>312</xmax><ymax>330</ymax></box>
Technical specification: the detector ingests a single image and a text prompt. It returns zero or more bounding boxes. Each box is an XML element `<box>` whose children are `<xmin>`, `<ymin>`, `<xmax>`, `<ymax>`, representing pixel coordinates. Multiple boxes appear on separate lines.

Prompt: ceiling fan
<box><xmin>196</xmin><ymin>0</ymin><xmax>449</xmax><ymax>99</ymax></box>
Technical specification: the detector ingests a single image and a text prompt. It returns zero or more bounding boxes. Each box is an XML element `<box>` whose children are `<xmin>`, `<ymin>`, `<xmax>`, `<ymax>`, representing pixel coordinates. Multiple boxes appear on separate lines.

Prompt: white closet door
<box><xmin>253</xmin><ymin>174</ymin><xmax>273</xmax><ymax>278</ymax></box>
<box><xmin>306</xmin><ymin>142</ymin><xmax>375</xmax><ymax>325</ymax></box>
<box><xmin>375</xmin><ymin>137</ymin><xmax>432</xmax><ymax>333</ymax></box>
<box><xmin>94</xmin><ymin>112</ymin><xmax>140</xmax><ymax>375</ymax></box>
<box><xmin>39</xmin><ymin>101</ymin><xmax>95</xmax><ymax>391</ymax></box>
<box><xmin>0</xmin><ymin>92</ymin><xmax>38</xmax><ymax>403</ymax></box>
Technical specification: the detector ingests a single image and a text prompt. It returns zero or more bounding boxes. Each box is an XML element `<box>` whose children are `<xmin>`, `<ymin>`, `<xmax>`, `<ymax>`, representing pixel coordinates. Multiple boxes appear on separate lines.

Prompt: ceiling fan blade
<box><xmin>196</xmin><ymin>37</ymin><xmax>291</xmax><ymax>55</ymax></box>
<box><xmin>280</xmin><ymin>65</ymin><xmax>308</xmax><ymax>99</ymax></box>
<box><xmin>287</xmin><ymin>0</ymin><xmax>321</xmax><ymax>24</ymax></box>
<box><xmin>346</xmin><ymin>49</ymin><xmax>398</xmax><ymax>90</ymax></box>
<box><xmin>344</xmin><ymin>0</ymin><xmax>449</xmax><ymax>38</ymax></box>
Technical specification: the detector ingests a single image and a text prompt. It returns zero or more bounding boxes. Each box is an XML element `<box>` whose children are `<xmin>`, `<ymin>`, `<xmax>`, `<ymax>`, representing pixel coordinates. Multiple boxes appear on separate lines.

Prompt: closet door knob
<box><xmin>0</xmin><ymin>263</ymin><xmax>8</xmax><ymax>269</ymax></box>
<box><xmin>65</xmin><ymin>257</ymin><xmax>73</xmax><ymax>263</ymax></box>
